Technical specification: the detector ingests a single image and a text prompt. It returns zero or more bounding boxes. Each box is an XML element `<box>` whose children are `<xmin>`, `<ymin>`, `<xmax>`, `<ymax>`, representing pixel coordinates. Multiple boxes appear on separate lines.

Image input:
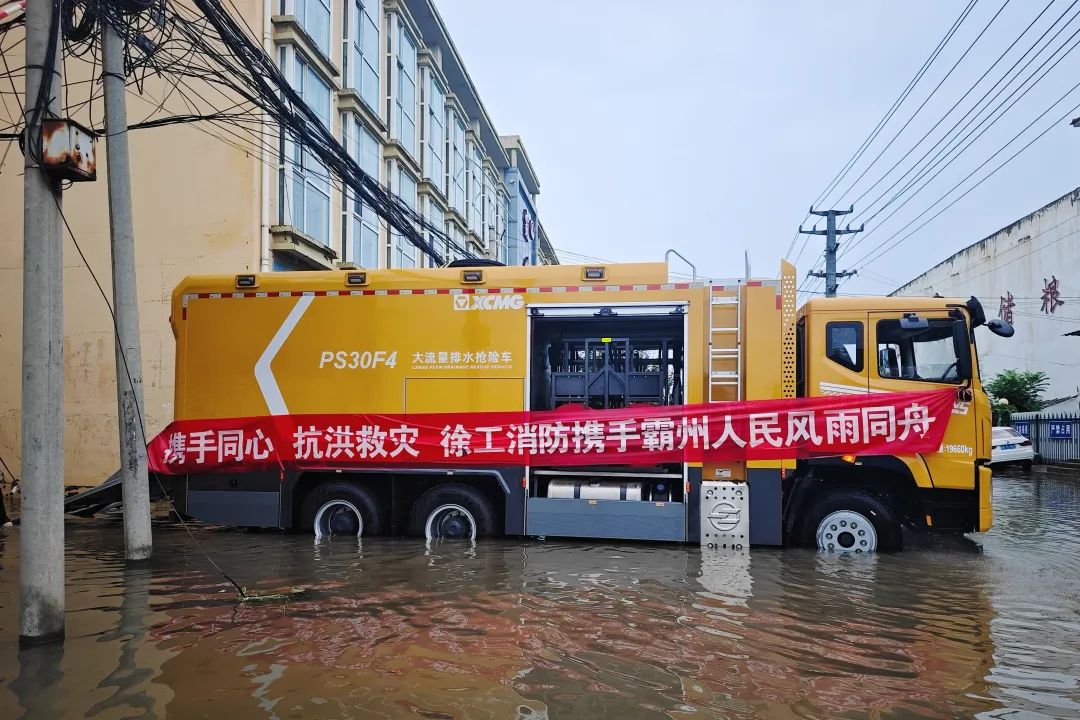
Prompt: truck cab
<box><xmin>792</xmin><ymin>295</ymin><xmax>998</xmax><ymax>547</ymax></box>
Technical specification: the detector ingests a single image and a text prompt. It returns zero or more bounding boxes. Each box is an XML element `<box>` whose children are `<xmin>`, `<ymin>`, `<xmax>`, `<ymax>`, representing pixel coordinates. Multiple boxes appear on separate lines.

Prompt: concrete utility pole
<box><xmin>103</xmin><ymin>18</ymin><xmax>153</xmax><ymax>560</ymax></box>
<box><xmin>20</xmin><ymin>0</ymin><xmax>66</xmax><ymax>645</ymax></box>
<box><xmin>799</xmin><ymin>206</ymin><xmax>863</xmax><ymax>298</ymax></box>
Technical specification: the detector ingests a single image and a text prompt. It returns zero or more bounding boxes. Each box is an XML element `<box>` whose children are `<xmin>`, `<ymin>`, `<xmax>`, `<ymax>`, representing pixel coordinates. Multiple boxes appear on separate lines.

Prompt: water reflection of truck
<box><xmin>161</xmin><ymin>260</ymin><xmax>1011</xmax><ymax>550</ymax></box>
<box><xmin>138</xmin><ymin>539</ymin><xmax>998</xmax><ymax>718</ymax></box>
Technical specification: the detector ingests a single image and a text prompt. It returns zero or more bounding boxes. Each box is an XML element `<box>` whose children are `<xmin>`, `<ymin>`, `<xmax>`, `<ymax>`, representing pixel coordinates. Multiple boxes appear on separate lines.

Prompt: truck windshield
<box><xmin>876</xmin><ymin>318</ymin><xmax>963</xmax><ymax>383</ymax></box>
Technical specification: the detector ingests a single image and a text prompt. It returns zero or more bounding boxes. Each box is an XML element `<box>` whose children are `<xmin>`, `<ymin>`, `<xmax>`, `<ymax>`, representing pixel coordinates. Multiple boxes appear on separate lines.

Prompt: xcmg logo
<box><xmin>453</xmin><ymin>294</ymin><xmax>525</xmax><ymax>311</ymax></box>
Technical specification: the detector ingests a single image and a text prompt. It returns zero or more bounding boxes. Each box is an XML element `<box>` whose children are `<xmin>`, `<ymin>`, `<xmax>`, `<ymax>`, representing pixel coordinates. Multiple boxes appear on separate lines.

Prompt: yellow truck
<box><xmin>162</xmin><ymin>259</ymin><xmax>1012</xmax><ymax>549</ymax></box>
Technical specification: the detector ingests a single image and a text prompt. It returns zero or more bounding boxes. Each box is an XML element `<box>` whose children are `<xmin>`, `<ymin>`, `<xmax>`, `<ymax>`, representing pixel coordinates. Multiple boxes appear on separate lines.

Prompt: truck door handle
<box><xmin>957</xmin><ymin>387</ymin><xmax>973</xmax><ymax>403</ymax></box>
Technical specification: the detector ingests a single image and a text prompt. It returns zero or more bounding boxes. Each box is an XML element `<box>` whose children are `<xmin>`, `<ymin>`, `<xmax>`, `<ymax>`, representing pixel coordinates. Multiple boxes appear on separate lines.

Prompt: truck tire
<box><xmin>801</xmin><ymin>490</ymin><xmax>902</xmax><ymax>552</ymax></box>
<box><xmin>301</xmin><ymin>482</ymin><xmax>382</xmax><ymax>540</ymax></box>
<box><xmin>408</xmin><ymin>483</ymin><xmax>495</xmax><ymax>541</ymax></box>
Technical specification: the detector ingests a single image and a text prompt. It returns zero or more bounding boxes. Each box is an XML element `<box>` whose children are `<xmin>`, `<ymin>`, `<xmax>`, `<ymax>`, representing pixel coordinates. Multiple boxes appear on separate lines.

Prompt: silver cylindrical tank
<box><xmin>547</xmin><ymin>479</ymin><xmax>644</xmax><ymax>501</ymax></box>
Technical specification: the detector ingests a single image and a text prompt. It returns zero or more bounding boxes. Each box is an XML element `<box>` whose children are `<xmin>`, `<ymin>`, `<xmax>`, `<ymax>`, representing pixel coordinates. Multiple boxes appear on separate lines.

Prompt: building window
<box><xmin>395</xmin><ymin>23</ymin><xmax>417</xmax><ymax>157</ymax></box>
<box><xmin>425</xmin><ymin>198</ymin><xmax>445</xmax><ymax>262</ymax></box>
<box><xmin>467</xmin><ymin>141</ymin><xmax>482</xmax><ymax>237</ymax></box>
<box><xmin>482</xmin><ymin>167</ymin><xmax>496</xmax><ymax>252</ymax></box>
<box><xmin>392</xmin><ymin>163</ymin><xmax>418</xmax><ymax>268</ymax></box>
<box><xmin>449</xmin><ymin>111</ymin><xmax>465</xmax><ymax>216</ymax></box>
<box><xmin>347</xmin><ymin>116</ymin><xmax>380</xmax><ymax>267</ymax></box>
<box><xmin>425</xmin><ymin>75</ymin><xmax>446</xmax><ymax>194</ymax></box>
<box><xmin>447</xmin><ymin>222</ymin><xmax>465</xmax><ymax>262</ymax></box>
<box><xmin>499</xmin><ymin>192</ymin><xmax>515</xmax><ymax>264</ymax></box>
<box><xmin>286</xmin><ymin>55</ymin><xmax>332</xmax><ymax>246</ymax></box>
<box><xmin>825</xmin><ymin>321</ymin><xmax>863</xmax><ymax>372</ymax></box>
<box><xmin>351</xmin><ymin>0</ymin><xmax>379</xmax><ymax>111</ymax></box>
<box><xmin>296</xmin><ymin>0</ymin><xmax>331</xmax><ymax>55</ymax></box>
<box><xmin>876</xmin><ymin>318</ymin><xmax>963</xmax><ymax>383</ymax></box>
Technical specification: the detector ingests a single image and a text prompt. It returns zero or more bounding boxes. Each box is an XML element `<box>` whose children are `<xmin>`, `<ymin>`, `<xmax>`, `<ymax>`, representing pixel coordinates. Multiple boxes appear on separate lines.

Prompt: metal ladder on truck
<box><xmin>704</xmin><ymin>280</ymin><xmax>751</xmax><ymax>550</ymax></box>
<box><xmin>708</xmin><ymin>282</ymin><xmax>742</xmax><ymax>403</ymax></box>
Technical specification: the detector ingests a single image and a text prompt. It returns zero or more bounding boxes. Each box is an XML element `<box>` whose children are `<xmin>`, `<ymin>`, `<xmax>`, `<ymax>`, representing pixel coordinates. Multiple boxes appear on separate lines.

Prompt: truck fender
<box><xmin>801</xmin><ymin>455</ymin><xmax>932</xmax><ymax>489</ymax></box>
<box><xmin>886</xmin><ymin>454</ymin><xmax>934</xmax><ymax>489</ymax></box>
<box><xmin>786</xmin><ymin>455</ymin><xmax>929</xmax><ymax>538</ymax></box>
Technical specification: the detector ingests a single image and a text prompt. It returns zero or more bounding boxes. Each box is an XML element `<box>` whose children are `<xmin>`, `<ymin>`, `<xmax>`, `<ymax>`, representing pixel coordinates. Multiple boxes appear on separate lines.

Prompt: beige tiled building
<box><xmin>0</xmin><ymin>0</ymin><xmax>556</xmax><ymax>488</ymax></box>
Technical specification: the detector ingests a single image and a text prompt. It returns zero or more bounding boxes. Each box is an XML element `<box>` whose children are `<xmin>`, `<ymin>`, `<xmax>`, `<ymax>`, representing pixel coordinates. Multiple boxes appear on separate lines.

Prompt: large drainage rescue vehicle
<box><xmin>158</xmin><ymin>260</ymin><xmax>1012</xmax><ymax>550</ymax></box>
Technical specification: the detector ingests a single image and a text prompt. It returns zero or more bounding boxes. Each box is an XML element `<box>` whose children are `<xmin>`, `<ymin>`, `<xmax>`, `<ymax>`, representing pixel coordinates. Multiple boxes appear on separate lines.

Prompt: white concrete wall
<box><xmin>893</xmin><ymin>187</ymin><xmax>1080</xmax><ymax>398</ymax></box>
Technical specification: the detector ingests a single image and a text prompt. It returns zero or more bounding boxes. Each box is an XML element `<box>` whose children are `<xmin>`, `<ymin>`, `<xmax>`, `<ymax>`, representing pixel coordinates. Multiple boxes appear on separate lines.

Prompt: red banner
<box><xmin>147</xmin><ymin>390</ymin><xmax>956</xmax><ymax>475</ymax></box>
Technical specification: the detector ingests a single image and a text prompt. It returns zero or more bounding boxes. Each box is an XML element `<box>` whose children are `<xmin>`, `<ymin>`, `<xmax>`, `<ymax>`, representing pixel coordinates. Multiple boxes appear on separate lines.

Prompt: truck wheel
<box><xmin>408</xmin><ymin>483</ymin><xmax>495</xmax><ymax>541</ymax></box>
<box><xmin>302</xmin><ymin>482</ymin><xmax>382</xmax><ymax>540</ymax></box>
<box><xmin>802</xmin><ymin>490</ymin><xmax>901</xmax><ymax>552</ymax></box>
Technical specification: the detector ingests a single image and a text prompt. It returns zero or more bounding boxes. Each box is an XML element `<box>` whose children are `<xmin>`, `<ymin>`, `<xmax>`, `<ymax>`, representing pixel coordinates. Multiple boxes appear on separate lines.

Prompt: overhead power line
<box><xmin>839</xmin><ymin>2</ymin><xmax>1080</xmax><ymax>262</ymax></box>
<box><xmin>842</xmin><ymin>0</ymin><xmax>1080</xmax><ymax>237</ymax></box>
<box><xmin>816</xmin><ymin>0</ymin><xmax>981</xmax><ymax>211</ymax></box>
<box><xmin>800</xmin><ymin>0</ymin><xmax>1080</xmax><ymax>298</ymax></box>
<box><xmin>827</xmin><ymin>0</ymin><xmax>1014</xmax><ymax>208</ymax></box>
<box><xmin>0</xmin><ymin>0</ymin><xmax>476</xmax><ymax>266</ymax></box>
<box><xmin>801</xmin><ymin>0</ymin><xmax>1010</xmax><ymax>294</ymax></box>
<box><xmin>785</xmin><ymin>0</ymin><xmax>979</xmax><ymax>262</ymax></box>
<box><xmin>848</xmin><ymin>83</ymin><xmax>1080</xmax><ymax>272</ymax></box>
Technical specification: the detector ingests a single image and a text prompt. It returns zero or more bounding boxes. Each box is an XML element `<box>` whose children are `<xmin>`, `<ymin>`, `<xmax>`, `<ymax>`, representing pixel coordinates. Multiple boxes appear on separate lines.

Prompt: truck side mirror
<box><xmin>986</xmin><ymin>318</ymin><xmax>1015</xmax><ymax>337</ymax></box>
<box><xmin>953</xmin><ymin>319</ymin><xmax>973</xmax><ymax>380</ymax></box>
<box><xmin>900</xmin><ymin>313</ymin><xmax>929</xmax><ymax>330</ymax></box>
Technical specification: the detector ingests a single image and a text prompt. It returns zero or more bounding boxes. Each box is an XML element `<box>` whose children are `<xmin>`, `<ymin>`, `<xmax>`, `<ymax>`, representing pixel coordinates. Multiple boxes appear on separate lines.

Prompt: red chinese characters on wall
<box><xmin>999</xmin><ymin>290</ymin><xmax>1015</xmax><ymax>324</ymax></box>
<box><xmin>1041</xmin><ymin>275</ymin><xmax>1064</xmax><ymax>314</ymax></box>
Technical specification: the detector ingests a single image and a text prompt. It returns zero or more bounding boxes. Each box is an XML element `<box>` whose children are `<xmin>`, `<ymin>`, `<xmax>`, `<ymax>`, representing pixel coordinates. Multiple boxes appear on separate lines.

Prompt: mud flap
<box><xmin>747</xmin><ymin>469</ymin><xmax>783</xmax><ymax>546</ymax></box>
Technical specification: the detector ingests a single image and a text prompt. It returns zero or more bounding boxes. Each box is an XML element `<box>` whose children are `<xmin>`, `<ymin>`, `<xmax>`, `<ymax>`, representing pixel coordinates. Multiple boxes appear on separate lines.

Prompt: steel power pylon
<box><xmin>799</xmin><ymin>206</ymin><xmax>863</xmax><ymax>298</ymax></box>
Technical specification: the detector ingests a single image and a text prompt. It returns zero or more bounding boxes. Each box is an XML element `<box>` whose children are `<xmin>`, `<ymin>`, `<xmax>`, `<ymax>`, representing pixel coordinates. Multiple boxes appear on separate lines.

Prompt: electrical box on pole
<box><xmin>40</xmin><ymin>118</ymin><xmax>97</xmax><ymax>182</ymax></box>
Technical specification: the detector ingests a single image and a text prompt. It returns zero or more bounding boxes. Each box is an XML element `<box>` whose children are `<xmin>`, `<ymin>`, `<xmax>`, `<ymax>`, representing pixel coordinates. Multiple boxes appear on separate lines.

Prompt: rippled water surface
<box><xmin>2</xmin><ymin>471</ymin><xmax>1079</xmax><ymax>718</ymax></box>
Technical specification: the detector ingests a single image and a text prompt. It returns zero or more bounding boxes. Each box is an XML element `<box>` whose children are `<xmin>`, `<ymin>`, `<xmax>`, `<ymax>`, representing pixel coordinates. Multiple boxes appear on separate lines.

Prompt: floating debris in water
<box><xmin>238</xmin><ymin>587</ymin><xmax>308</xmax><ymax>603</ymax></box>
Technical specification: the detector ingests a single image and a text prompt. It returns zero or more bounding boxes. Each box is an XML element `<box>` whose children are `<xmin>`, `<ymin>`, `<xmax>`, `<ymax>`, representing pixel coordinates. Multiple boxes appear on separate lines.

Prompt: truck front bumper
<box><xmin>978</xmin><ymin>464</ymin><xmax>992</xmax><ymax>532</ymax></box>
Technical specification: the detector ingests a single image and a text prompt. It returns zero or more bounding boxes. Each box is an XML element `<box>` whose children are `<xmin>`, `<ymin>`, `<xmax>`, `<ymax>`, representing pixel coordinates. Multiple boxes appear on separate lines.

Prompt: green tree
<box><xmin>986</xmin><ymin>370</ymin><xmax>1050</xmax><ymax>424</ymax></box>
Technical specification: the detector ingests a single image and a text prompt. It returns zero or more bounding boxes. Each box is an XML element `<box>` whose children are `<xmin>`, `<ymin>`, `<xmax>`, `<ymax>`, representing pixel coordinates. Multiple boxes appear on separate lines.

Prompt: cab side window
<box><xmin>825</xmin><ymin>321</ymin><xmax>863</xmax><ymax>372</ymax></box>
<box><xmin>876</xmin><ymin>318</ymin><xmax>961</xmax><ymax>383</ymax></box>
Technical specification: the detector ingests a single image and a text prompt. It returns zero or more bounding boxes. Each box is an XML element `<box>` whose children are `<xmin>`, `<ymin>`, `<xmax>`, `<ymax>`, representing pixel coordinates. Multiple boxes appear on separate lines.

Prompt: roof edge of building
<box><xmin>404</xmin><ymin>0</ymin><xmax>510</xmax><ymax>169</ymax></box>
<box><xmin>499</xmin><ymin>135</ymin><xmax>540</xmax><ymax>196</ymax></box>
<box><xmin>537</xmin><ymin>221</ymin><xmax>558</xmax><ymax>264</ymax></box>
<box><xmin>891</xmin><ymin>185</ymin><xmax>1080</xmax><ymax>295</ymax></box>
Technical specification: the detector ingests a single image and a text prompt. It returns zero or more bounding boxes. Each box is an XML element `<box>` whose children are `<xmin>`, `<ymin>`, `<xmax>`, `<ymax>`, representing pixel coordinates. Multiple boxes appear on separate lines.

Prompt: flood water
<box><xmin>1</xmin><ymin>471</ymin><xmax>1079</xmax><ymax>719</ymax></box>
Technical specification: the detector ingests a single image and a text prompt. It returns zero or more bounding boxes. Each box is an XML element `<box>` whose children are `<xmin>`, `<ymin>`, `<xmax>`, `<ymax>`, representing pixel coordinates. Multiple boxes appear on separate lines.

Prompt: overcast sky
<box><xmin>437</xmin><ymin>0</ymin><xmax>1080</xmax><ymax>295</ymax></box>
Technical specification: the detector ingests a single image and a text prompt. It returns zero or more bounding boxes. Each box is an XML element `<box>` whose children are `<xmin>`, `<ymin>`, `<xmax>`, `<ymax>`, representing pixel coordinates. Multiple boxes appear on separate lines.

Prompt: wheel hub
<box><xmin>425</xmin><ymin>504</ymin><xmax>477</xmax><ymax>541</ymax></box>
<box><xmin>440</xmin><ymin>516</ymin><xmax>467</xmax><ymax>537</ymax></box>
<box><xmin>313</xmin><ymin>500</ymin><xmax>363</xmax><ymax>541</ymax></box>
<box><xmin>328</xmin><ymin>507</ymin><xmax>359</xmax><ymax>535</ymax></box>
<box><xmin>816</xmin><ymin>510</ymin><xmax>877</xmax><ymax>552</ymax></box>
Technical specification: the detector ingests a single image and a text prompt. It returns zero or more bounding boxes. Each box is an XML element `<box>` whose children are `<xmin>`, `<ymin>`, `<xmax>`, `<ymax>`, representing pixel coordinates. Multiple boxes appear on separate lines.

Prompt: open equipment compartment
<box><xmin>525</xmin><ymin>303</ymin><xmax>690</xmax><ymax>541</ymax></box>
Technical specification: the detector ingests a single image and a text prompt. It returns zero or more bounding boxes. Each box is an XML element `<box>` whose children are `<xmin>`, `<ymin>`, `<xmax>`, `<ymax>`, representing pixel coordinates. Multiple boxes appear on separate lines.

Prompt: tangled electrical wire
<box><xmin>1</xmin><ymin>0</ymin><xmax>473</xmax><ymax>265</ymax></box>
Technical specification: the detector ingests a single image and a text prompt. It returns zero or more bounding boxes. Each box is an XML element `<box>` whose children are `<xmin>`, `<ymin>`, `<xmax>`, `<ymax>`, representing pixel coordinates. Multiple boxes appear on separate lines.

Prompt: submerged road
<box><xmin>1</xmin><ymin>468</ymin><xmax>1078</xmax><ymax>718</ymax></box>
